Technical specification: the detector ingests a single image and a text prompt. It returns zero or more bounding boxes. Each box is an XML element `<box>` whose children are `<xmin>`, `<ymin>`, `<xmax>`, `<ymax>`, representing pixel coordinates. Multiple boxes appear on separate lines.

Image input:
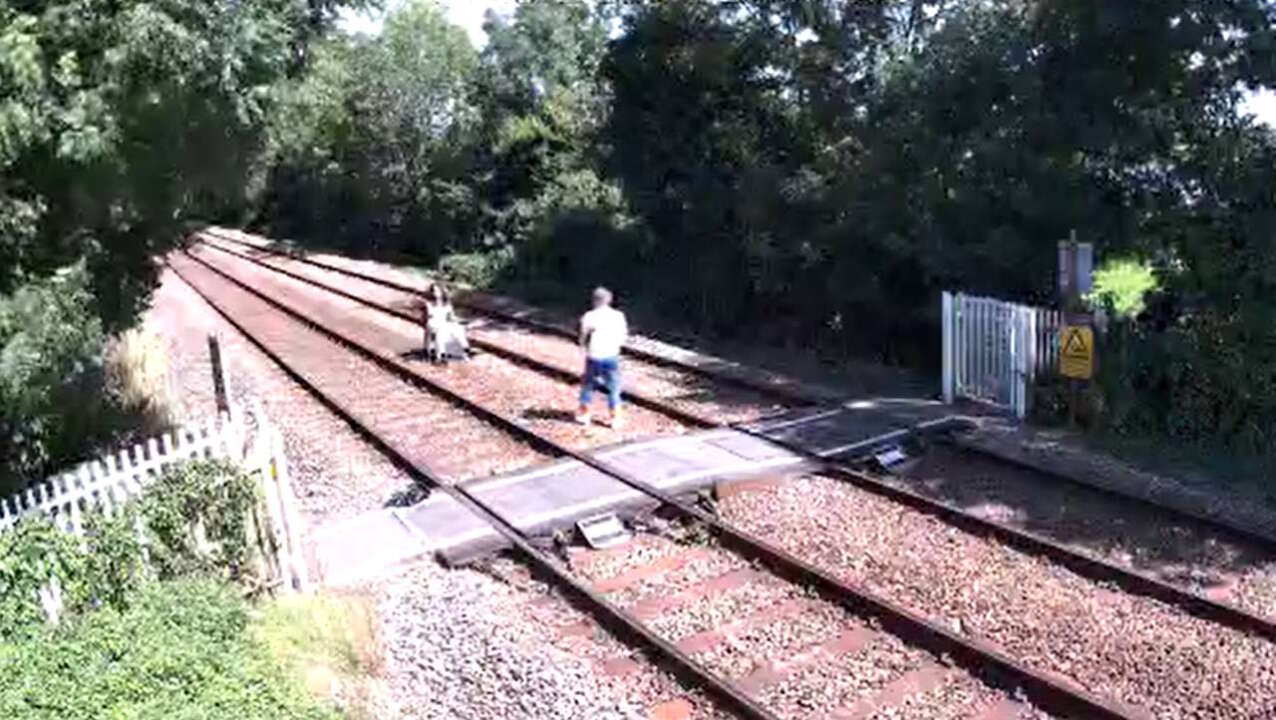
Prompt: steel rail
<box><xmin>197</xmin><ymin>236</ymin><xmax>1276</xmax><ymax>646</ymax></box>
<box><xmin>945</xmin><ymin>435</ymin><xmax>1276</xmax><ymax>553</ymax></box>
<box><xmin>179</xmin><ymin>248</ymin><xmax>1143</xmax><ymax>720</ymax></box>
<box><xmin>197</xmin><ymin>228</ymin><xmax>824</xmax><ymax>408</ymax></box>
<box><xmin>166</xmin><ymin>254</ymin><xmax>781</xmax><ymax>720</ymax></box>
<box><xmin>734</xmin><ymin>427</ymin><xmax>1276</xmax><ymax>646</ymax></box>
<box><xmin>193</xmin><ymin>240</ymin><xmax>718</xmax><ymax>428</ymax></box>
<box><xmin>201</xmin><ymin>227</ymin><xmax>1275</xmax><ymax>559</ymax></box>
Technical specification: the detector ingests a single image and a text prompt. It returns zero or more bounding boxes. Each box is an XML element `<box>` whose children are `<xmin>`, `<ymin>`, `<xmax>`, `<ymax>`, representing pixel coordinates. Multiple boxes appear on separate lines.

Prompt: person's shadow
<box><xmin>522</xmin><ymin>408</ymin><xmax>578</xmax><ymax>424</ymax></box>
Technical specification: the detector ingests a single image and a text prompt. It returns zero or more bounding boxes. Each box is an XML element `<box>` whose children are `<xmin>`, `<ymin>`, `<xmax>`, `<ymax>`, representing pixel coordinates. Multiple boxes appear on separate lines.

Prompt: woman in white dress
<box><xmin>422</xmin><ymin>282</ymin><xmax>469</xmax><ymax>362</ymax></box>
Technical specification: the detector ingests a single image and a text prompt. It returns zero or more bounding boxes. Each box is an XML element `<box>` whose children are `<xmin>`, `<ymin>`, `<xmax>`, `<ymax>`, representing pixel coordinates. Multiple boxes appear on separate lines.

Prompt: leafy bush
<box><xmin>0</xmin><ymin>268</ymin><xmax>178</xmax><ymax>497</ymax></box>
<box><xmin>1</xmin><ymin>459</ymin><xmax>270</xmax><ymax>641</ymax></box>
<box><xmin>1088</xmin><ymin>259</ymin><xmax>1159</xmax><ymax>319</ymax></box>
<box><xmin>140</xmin><ymin>460</ymin><xmax>266</xmax><ymax>582</ymax></box>
<box><xmin>0</xmin><ymin>519</ymin><xmax>86</xmax><ymax>640</ymax></box>
<box><xmin>438</xmin><ymin>247</ymin><xmax>516</xmax><ymax>289</ymax></box>
<box><xmin>0</xmin><ymin>579</ymin><xmax>340</xmax><ymax>720</ymax></box>
<box><xmin>0</xmin><ymin>267</ymin><xmax>108</xmax><ymax>492</ymax></box>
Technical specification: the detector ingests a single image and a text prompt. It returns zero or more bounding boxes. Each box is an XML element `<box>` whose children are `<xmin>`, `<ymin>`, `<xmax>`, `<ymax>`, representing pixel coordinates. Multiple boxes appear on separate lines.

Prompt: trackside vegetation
<box><xmin>0</xmin><ymin>461</ymin><xmax>360</xmax><ymax>719</ymax></box>
<box><xmin>251</xmin><ymin>0</ymin><xmax>1276</xmax><ymax>476</ymax></box>
<box><xmin>3</xmin><ymin>3</ymin><xmax>1275</xmax><ymax>503</ymax></box>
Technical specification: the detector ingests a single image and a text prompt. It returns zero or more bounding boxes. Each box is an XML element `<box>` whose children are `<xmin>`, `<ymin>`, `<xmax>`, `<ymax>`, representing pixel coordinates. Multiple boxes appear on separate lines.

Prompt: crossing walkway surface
<box><xmin>313</xmin><ymin>400</ymin><xmax>972</xmax><ymax>587</ymax></box>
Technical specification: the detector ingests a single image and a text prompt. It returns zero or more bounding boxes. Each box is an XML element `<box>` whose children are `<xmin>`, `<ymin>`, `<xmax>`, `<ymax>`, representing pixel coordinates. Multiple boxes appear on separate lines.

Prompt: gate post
<box><xmin>1013</xmin><ymin>305</ymin><xmax>1028</xmax><ymax>419</ymax></box>
<box><xmin>942</xmin><ymin>292</ymin><xmax>955</xmax><ymax>404</ymax></box>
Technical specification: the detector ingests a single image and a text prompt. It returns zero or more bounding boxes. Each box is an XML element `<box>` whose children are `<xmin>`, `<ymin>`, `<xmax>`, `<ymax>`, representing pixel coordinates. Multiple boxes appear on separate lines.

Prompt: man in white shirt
<box><xmin>576</xmin><ymin>286</ymin><xmax>629</xmax><ymax>428</ymax></box>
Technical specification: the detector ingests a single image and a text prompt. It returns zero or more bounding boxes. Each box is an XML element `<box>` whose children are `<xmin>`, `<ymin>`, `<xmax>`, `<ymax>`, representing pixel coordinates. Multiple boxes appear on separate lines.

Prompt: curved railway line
<box><xmin>191</xmin><ymin>232</ymin><xmax>1276</xmax><ymax>636</ymax></box>
<box><xmin>167</xmin><ymin>234</ymin><xmax>1276</xmax><ymax>719</ymax></box>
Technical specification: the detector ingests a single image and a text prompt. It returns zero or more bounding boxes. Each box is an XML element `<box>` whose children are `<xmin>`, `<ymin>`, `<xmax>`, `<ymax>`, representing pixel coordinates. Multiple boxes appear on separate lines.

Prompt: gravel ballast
<box><xmin>146</xmin><ymin>266</ymin><xmax>417</xmax><ymax>527</ymax></box>
<box><xmin>376</xmin><ymin>560</ymin><xmax>735</xmax><ymax>720</ymax></box>
<box><xmin>189</xmin><ymin>245</ymin><xmax>691</xmax><ymax>446</ymax></box>
<box><xmin>171</xmin><ymin>254</ymin><xmax>549</xmax><ymax>483</ymax></box>
<box><xmin>891</xmin><ymin>445</ymin><xmax>1276</xmax><ymax>619</ymax></box>
<box><xmin>196</xmin><ymin>237</ymin><xmax>795</xmax><ymax>424</ymax></box>
<box><xmin>570</xmin><ymin>533</ymin><xmax>1048</xmax><ymax>720</ymax></box>
<box><xmin>160</xmin><ymin>261</ymin><xmax>738</xmax><ymax>718</ymax></box>
<box><xmin>719</xmin><ymin>474</ymin><xmax>1276</xmax><ymax>718</ymax></box>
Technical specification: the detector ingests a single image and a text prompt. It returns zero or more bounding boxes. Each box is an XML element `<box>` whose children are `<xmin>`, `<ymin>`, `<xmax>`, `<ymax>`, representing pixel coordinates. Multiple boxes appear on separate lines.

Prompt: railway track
<box><xmin>166</xmin><ymin>250</ymin><xmax>1129</xmax><ymax>718</ymax></box>
<box><xmin>198</xmin><ymin>227</ymin><xmax>825</xmax><ymax>409</ymax></box>
<box><xmin>194</xmin><ymin>236</ymin><xmax>783</xmax><ymax>428</ymax></box>
<box><xmin>196</xmin><ymin>228</ymin><xmax>1276</xmax><ymax>558</ymax></box>
<box><xmin>172</xmin><ymin>237</ymin><xmax>1276</xmax><ymax>717</ymax></box>
<box><xmin>190</xmin><ymin>234</ymin><xmax>1276</xmax><ymax>645</ymax></box>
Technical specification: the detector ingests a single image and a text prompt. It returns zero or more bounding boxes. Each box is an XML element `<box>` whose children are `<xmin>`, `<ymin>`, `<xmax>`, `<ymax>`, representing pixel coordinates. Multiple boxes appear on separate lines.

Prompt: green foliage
<box><xmin>0</xmin><ymin>579</ymin><xmax>340</xmax><ymax>720</ymax></box>
<box><xmin>1</xmin><ymin>459</ymin><xmax>268</xmax><ymax>641</ymax></box>
<box><xmin>140</xmin><ymin>460</ymin><xmax>263</xmax><ymax>582</ymax></box>
<box><xmin>0</xmin><ymin>266</ymin><xmax>106</xmax><ymax>491</ymax></box>
<box><xmin>0</xmin><ymin>266</ymin><xmax>180</xmax><ymax>494</ymax></box>
<box><xmin>1089</xmin><ymin>259</ymin><xmax>1159</xmax><ymax>319</ymax></box>
<box><xmin>1</xmin><ymin>0</ymin><xmax>324</xmax><ymax>494</ymax></box>
<box><xmin>257</xmin><ymin>0</ymin><xmax>478</xmax><ymax>257</ymax></box>
<box><xmin>0</xmin><ymin>510</ymin><xmax>155</xmax><ymax>641</ymax></box>
<box><xmin>249</xmin><ymin>0</ymin><xmax>1276</xmax><ymax>458</ymax></box>
<box><xmin>1</xmin><ymin>0</ymin><xmax>310</xmax><ymax>329</ymax></box>
<box><xmin>0</xmin><ymin>518</ymin><xmax>85</xmax><ymax>640</ymax></box>
<box><xmin>79</xmin><ymin>508</ymin><xmax>148</xmax><ymax>614</ymax></box>
<box><xmin>438</xmin><ymin>248</ymin><xmax>516</xmax><ymax>289</ymax></box>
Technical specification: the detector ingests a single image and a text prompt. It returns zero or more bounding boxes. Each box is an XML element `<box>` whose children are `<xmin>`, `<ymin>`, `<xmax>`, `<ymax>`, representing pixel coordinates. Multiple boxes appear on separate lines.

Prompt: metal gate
<box><xmin>941</xmin><ymin>291</ymin><xmax>1060</xmax><ymax>418</ymax></box>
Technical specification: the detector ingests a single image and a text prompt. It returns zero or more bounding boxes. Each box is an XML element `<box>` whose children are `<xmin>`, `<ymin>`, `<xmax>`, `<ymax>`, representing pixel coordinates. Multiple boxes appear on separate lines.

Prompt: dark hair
<box><xmin>428</xmin><ymin>282</ymin><xmax>450</xmax><ymax>304</ymax></box>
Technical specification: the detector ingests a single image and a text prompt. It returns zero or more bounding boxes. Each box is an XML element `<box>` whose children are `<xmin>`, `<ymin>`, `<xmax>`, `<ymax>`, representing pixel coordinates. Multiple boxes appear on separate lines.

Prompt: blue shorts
<box><xmin>579</xmin><ymin>357</ymin><xmax>622</xmax><ymax>410</ymax></box>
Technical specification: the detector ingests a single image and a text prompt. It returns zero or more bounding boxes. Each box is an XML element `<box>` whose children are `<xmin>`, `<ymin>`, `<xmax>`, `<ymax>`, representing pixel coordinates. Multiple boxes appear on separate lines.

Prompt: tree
<box><xmin>1</xmin><ymin>0</ymin><xmax>312</xmax><ymax>330</ymax></box>
<box><xmin>257</xmin><ymin>0</ymin><xmax>477</xmax><ymax>258</ymax></box>
<box><xmin>0</xmin><ymin>0</ymin><xmax>325</xmax><ymax>488</ymax></box>
<box><xmin>466</xmin><ymin>0</ymin><xmax>617</xmax><ymax>267</ymax></box>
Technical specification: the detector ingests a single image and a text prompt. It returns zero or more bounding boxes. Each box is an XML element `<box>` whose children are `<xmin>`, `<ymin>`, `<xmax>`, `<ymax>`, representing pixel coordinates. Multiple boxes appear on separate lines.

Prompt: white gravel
<box><xmin>377</xmin><ymin>563</ymin><xmax>651</xmax><ymax>720</ymax></box>
<box><xmin>720</xmin><ymin>474</ymin><xmax>1276</xmax><ymax>719</ymax></box>
<box><xmin>375</xmin><ymin>557</ymin><xmax>740</xmax><ymax>720</ymax></box>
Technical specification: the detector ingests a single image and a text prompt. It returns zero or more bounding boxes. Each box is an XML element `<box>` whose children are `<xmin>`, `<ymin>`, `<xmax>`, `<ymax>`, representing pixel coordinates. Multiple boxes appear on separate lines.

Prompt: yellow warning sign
<box><xmin>1059</xmin><ymin>325</ymin><xmax>1094</xmax><ymax>379</ymax></box>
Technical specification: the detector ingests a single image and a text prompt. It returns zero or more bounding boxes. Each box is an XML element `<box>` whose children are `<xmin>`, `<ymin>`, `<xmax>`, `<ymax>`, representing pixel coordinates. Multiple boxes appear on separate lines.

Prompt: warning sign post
<box><xmin>1059</xmin><ymin>325</ymin><xmax>1094</xmax><ymax>380</ymax></box>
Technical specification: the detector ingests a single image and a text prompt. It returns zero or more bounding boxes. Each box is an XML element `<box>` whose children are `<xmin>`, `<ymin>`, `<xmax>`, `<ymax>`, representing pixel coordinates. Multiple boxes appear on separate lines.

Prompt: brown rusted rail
<box><xmin>198</xmin><ymin>233</ymin><xmax>1276</xmax><ymax>645</ymax></box>
<box><xmin>167</xmin><ymin>253</ymin><xmax>781</xmax><ymax>720</ymax></box>
<box><xmin>197</xmin><ymin>228</ymin><xmax>825</xmax><ymax>408</ymax></box>
<box><xmin>178</xmin><ymin>247</ymin><xmax>1143</xmax><ymax>720</ymax></box>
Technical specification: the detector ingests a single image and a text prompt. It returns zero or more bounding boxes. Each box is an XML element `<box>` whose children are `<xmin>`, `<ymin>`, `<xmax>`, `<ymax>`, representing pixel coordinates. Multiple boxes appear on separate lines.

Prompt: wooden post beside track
<box><xmin>208</xmin><ymin>334</ymin><xmax>232</xmax><ymax>418</ymax></box>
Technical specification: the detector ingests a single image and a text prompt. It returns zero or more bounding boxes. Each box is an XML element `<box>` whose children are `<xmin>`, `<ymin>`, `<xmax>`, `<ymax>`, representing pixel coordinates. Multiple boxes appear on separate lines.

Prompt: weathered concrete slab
<box><xmin>430</xmin><ymin>429</ymin><xmax>805</xmax><ymax>564</ymax></box>
<box><xmin>313</xmin><ymin>404</ymin><xmax>977</xmax><ymax>585</ymax></box>
<box><xmin>311</xmin><ymin>508</ymin><xmax>434</xmax><ymax>587</ymax></box>
<box><xmin>745</xmin><ymin>398</ymin><xmax>973</xmax><ymax>459</ymax></box>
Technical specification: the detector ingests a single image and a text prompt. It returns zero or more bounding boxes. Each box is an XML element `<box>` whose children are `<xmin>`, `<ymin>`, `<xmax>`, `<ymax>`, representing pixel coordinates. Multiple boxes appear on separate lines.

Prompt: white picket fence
<box><xmin>0</xmin><ymin>404</ymin><xmax>309</xmax><ymax>594</ymax></box>
<box><xmin>0</xmin><ymin>415</ymin><xmax>243</xmax><ymax>534</ymax></box>
<box><xmin>941</xmin><ymin>291</ymin><xmax>1061</xmax><ymax>418</ymax></box>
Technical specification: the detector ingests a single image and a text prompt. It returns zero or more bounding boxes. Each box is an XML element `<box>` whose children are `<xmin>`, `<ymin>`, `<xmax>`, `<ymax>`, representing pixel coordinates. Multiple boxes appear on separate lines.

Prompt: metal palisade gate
<box><xmin>942</xmin><ymin>291</ymin><xmax>1061</xmax><ymax>418</ymax></box>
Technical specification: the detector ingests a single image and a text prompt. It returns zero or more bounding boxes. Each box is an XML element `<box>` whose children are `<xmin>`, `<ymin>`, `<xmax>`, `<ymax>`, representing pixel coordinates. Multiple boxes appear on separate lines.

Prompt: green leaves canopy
<box><xmin>1</xmin><ymin>0</ymin><xmax>308</xmax><ymax>329</ymax></box>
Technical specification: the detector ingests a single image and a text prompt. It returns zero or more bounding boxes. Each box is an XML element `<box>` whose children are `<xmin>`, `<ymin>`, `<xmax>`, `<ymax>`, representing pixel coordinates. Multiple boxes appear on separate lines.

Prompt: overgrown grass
<box><xmin>0</xmin><ymin>579</ymin><xmax>341</xmax><ymax>720</ymax></box>
<box><xmin>104</xmin><ymin>327</ymin><xmax>174</xmax><ymax>437</ymax></box>
<box><xmin>255</xmin><ymin>593</ymin><xmax>383</xmax><ymax>719</ymax></box>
